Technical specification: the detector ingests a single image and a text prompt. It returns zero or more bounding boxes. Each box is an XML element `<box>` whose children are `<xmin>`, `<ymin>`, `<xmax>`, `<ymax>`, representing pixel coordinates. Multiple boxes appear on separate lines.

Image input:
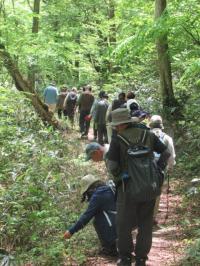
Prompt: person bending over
<box><xmin>64</xmin><ymin>174</ymin><xmax>117</xmax><ymax>257</ymax></box>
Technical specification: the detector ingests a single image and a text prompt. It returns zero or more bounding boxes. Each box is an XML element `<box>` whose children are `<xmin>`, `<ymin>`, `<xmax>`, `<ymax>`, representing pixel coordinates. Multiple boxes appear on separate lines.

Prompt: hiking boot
<box><xmin>117</xmin><ymin>257</ymin><xmax>132</xmax><ymax>266</ymax></box>
<box><xmin>98</xmin><ymin>247</ymin><xmax>118</xmax><ymax>257</ymax></box>
<box><xmin>135</xmin><ymin>257</ymin><xmax>146</xmax><ymax>266</ymax></box>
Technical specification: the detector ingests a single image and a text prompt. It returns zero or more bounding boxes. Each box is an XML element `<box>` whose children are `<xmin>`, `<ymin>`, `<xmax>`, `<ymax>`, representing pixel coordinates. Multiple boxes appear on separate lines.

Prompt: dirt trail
<box><xmin>84</xmin><ymin>188</ymin><xmax>183</xmax><ymax>266</ymax></box>
<box><xmin>66</xmin><ymin>129</ymin><xmax>183</xmax><ymax>266</ymax></box>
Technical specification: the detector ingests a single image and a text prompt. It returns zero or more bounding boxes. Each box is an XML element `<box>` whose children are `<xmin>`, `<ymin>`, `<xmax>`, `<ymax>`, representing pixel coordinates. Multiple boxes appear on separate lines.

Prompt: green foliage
<box><xmin>0</xmin><ymin>87</ymin><xmax>100</xmax><ymax>264</ymax></box>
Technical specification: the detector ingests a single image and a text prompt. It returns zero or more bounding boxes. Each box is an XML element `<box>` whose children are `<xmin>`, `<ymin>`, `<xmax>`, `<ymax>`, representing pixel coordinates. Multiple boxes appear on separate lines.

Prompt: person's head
<box><xmin>71</xmin><ymin>87</ymin><xmax>77</xmax><ymax>93</ymax></box>
<box><xmin>148</xmin><ymin>115</ymin><xmax>164</xmax><ymax>129</ymax></box>
<box><xmin>80</xmin><ymin>174</ymin><xmax>105</xmax><ymax>201</ymax></box>
<box><xmin>99</xmin><ymin>91</ymin><xmax>108</xmax><ymax>100</ymax></box>
<box><xmin>118</xmin><ymin>92</ymin><xmax>126</xmax><ymax>102</ymax></box>
<box><xmin>111</xmin><ymin>108</ymin><xmax>132</xmax><ymax>132</ymax></box>
<box><xmin>127</xmin><ymin>91</ymin><xmax>136</xmax><ymax>100</ymax></box>
<box><xmin>61</xmin><ymin>85</ymin><xmax>68</xmax><ymax>92</ymax></box>
<box><xmin>50</xmin><ymin>81</ymin><xmax>56</xmax><ymax>86</ymax></box>
<box><xmin>86</xmin><ymin>85</ymin><xmax>92</xmax><ymax>92</ymax></box>
<box><xmin>85</xmin><ymin>142</ymin><xmax>104</xmax><ymax>162</ymax></box>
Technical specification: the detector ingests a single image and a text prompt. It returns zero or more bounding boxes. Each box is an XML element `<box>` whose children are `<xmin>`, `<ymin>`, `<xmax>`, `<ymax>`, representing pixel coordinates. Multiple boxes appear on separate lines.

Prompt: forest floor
<box><xmin>67</xmin><ymin>128</ymin><xmax>185</xmax><ymax>266</ymax></box>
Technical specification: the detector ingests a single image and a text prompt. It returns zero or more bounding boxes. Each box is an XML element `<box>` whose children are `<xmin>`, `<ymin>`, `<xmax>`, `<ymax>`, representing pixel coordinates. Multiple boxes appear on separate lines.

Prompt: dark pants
<box><xmin>93</xmin><ymin>122</ymin><xmax>98</xmax><ymax>139</ymax></box>
<box><xmin>79</xmin><ymin>110</ymin><xmax>90</xmax><ymax>134</ymax></box>
<box><xmin>58</xmin><ymin>109</ymin><xmax>64</xmax><ymax>119</ymax></box>
<box><xmin>93</xmin><ymin>220</ymin><xmax>117</xmax><ymax>252</ymax></box>
<box><xmin>97</xmin><ymin>124</ymin><xmax>108</xmax><ymax>145</ymax></box>
<box><xmin>64</xmin><ymin>108</ymin><xmax>75</xmax><ymax>125</ymax></box>
<box><xmin>116</xmin><ymin>186</ymin><xmax>155</xmax><ymax>260</ymax></box>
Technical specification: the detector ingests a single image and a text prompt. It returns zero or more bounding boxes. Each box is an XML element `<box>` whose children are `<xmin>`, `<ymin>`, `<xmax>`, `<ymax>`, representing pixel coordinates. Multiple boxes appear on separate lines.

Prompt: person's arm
<box><xmin>63</xmin><ymin>94</ymin><xmax>69</xmax><ymax>109</ymax></box>
<box><xmin>164</xmin><ymin>136</ymin><xmax>176</xmax><ymax>171</ymax></box>
<box><xmin>66</xmin><ymin>192</ymin><xmax>101</xmax><ymax>236</ymax></box>
<box><xmin>107</xmin><ymin>137</ymin><xmax>121</xmax><ymax>181</ymax></box>
<box><xmin>106</xmin><ymin>103</ymin><xmax>112</xmax><ymax>123</ymax></box>
<box><xmin>153</xmin><ymin>134</ymin><xmax>171</xmax><ymax>171</ymax></box>
<box><xmin>43</xmin><ymin>89</ymin><xmax>47</xmax><ymax>101</ymax></box>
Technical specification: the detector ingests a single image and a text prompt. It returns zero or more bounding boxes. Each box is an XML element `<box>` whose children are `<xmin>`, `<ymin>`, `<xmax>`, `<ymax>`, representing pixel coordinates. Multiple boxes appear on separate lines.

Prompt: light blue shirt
<box><xmin>44</xmin><ymin>85</ymin><xmax>58</xmax><ymax>104</ymax></box>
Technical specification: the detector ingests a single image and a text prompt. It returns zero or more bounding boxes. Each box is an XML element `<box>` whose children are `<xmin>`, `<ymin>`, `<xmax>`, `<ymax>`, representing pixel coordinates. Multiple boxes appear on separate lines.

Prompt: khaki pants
<box><xmin>106</xmin><ymin>124</ymin><xmax>112</xmax><ymax>144</ymax></box>
<box><xmin>48</xmin><ymin>104</ymin><xmax>56</xmax><ymax>113</ymax></box>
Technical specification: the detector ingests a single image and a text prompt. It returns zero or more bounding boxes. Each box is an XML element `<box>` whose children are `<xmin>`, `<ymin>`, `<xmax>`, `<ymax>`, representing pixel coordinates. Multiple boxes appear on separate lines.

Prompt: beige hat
<box><xmin>111</xmin><ymin>108</ymin><xmax>133</xmax><ymax>126</ymax></box>
<box><xmin>80</xmin><ymin>174</ymin><xmax>100</xmax><ymax>194</ymax></box>
<box><xmin>149</xmin><ymin>115</ymin><xmax>164</xmax><ymax>129</ymax></box>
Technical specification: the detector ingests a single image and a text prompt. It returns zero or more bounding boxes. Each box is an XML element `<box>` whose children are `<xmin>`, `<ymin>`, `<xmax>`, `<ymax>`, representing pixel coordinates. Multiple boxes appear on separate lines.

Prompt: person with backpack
<box><xmin>89</xmin><ymin>91</ymin><xmax>107</xmax><ymax>141</ymax></box>
<box><xmin>148</xmin><ymin>115</ymin><xmax>176</xmax><ymax>225</ymax></box>
<box><xmin>78</xmin><ymin>85</ymin><xmax>94</xmax><ymax>137</ymax></box>
<box><xmin>63</xmin><ymin>87</ymin><xmax>77</xmax><ymax>126</ymax></box>
<box><xmin>63</xmin><ymin>174</ymin><xmax>117</xmax><ymax>257</ymax></box>
<box><xmin>95</xmin><ymin>92</ymin><xmax>109</xmax><ymax>145</ymax></box>
<box><xmin>126</xmin><ymin>91</ymin><xmax>139</xmax><ymax>115</ymax></box>
<box><xmin>57</xmin><ymin>86</ymin><xmax>68</xmax><ymax>119</ymax></box>
<box><xmin>107</xmin><ymin>108</ymin><xmax>170</xmax><ymax>266</ymax></box>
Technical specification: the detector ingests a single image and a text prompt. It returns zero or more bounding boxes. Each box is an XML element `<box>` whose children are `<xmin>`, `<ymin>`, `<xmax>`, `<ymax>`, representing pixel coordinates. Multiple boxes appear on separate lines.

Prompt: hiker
<box><xmin>57</xmin><ymin>86</ymin><xmax>68</xmax><ymax>119</ymax></box>
<box><xmin>85</xmin><ymin>142</ymin><xmax>110</xmax><ymax>162</ymax></box>
<box><xmin>78</xmin><ymin>85</ymin><xmax>94</xmax><ymax>137</ymax></box>
<box><xmin>126</xmin><ymin>91</ymin><xmax>139</xmax><ymax>115</ymax></box>
<box><xmin>64</xmin><ymin>174</ymin><xmax>117</xmax><ymax>257</ymax></box>
<box><xmin>63</xmin><ymin>87</ymin><xmax>77</xmax><ymax>126</ymax></box>
<box><xmin>106</xmin><ymin>92</ymin><xmax>127</xmax><ymax>143</ymax></box>
<box><xmin>107</xmin><ymin>108</ymin><xmax>170</xmax><ymax>266</ymax></box>
<box><xmin>148</xmin><ymin>115</ymin><xmax>176</xmax><ymax>224</ymax></box>
<box><xmin>43</xmin><ymin>81</ymin><xmax>58</xmax><ymax>113</ymax></box>
<box><xmin>89</xmin><ymin>91</ymin><xmax>107</xmax><ymax>140</ymax></box>
<box><xmin>95</xmin><ymin>92</ymin><xmax>109</xmax><ymax>145</ymax></box>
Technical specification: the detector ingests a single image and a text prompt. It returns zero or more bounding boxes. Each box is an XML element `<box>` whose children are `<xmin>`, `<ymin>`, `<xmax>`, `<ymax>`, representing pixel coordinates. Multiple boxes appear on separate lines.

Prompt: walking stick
<box><xmin>165</xmin><ymin>173</ymin><xmax>170</xmax><ymax>220</ymax></box>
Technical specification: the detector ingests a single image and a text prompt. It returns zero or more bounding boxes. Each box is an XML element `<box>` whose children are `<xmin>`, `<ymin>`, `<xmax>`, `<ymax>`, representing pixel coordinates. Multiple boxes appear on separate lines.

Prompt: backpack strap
<box><xmin>118</xmin><ymin>130</ymin><xmax>147</xmax><ymax>147</ymax></box>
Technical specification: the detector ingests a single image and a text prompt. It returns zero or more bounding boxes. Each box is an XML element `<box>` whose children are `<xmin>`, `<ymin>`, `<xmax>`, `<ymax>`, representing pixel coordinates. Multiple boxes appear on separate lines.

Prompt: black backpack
<box><xmin>118</xmin><ymin>130</ymin><xmax>162</xmax><ymax>202</ymax></box>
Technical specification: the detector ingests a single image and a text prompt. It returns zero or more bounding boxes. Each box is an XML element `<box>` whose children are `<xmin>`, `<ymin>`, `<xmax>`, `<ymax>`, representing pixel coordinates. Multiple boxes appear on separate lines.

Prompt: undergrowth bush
<box><xmin>0</xmin><ymin>87</ymin><xmax>101</xmax><ymax>265</ymax></box>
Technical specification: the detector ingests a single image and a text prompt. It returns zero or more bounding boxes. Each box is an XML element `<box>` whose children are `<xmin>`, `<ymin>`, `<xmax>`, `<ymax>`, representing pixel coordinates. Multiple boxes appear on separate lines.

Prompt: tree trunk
<box><xmin>155</xmin><ymin>0</ymin><xmax>176</xmax><ymax>108</ymax></box>
<box><xmin>0</xmin><ymin>45</ymin><xmax>60</xmax><ymax>129</ymax></box>
<box><xmin>28</xmin><ymin>0</ymin><xmax>40</xmax><ymax>88</ymax></box>
<box><xmin>32</xmin><ymin>0</ymin><xmax>40</xmax><ymax>33</ymax></box>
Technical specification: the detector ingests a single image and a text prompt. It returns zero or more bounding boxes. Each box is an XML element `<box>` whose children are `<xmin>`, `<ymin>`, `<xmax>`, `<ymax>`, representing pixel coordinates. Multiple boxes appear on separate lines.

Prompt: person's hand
<box><xmin>64</xmin><ymin>231</ymin><xmax>72</xmax><ymax>239</ymax></box>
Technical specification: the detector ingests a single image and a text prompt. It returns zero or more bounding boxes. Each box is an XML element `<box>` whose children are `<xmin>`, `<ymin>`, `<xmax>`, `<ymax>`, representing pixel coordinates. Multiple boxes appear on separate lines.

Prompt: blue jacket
<box><xmin>69</xmin><ymin>185</ymin><xmax>116</xmax><ymax>247</ymax></box>
<box><xmin>44</xmin><ymin>85</ymin><xmax>58</xmax><ymax>104</ymax></box>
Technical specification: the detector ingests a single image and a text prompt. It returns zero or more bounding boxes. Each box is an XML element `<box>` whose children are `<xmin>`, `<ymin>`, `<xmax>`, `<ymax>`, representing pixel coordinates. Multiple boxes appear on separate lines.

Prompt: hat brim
<box><xmin>110</xmin><ymin>117</ymin><xmax>137</xmax><ymax>126</ymax></box>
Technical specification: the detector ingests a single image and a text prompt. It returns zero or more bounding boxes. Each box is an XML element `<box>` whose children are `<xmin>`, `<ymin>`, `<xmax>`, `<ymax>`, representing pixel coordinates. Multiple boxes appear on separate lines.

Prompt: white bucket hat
<box><xmin>80</xmin><ymin>174</ymin><xmax>100</xmax><ymax>194</ymax></box>
<box><xmin>148</xmin><ymin>115</ymin><xmax>164</xmax><ymax>129</ymax></box>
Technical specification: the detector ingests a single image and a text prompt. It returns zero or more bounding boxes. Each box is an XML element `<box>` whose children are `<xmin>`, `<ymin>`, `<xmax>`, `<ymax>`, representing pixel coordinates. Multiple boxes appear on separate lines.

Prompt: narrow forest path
<box><xmin>84</xmin><ymin>188</ymin><xmax>183</xmax><ymax>266</ymax></box>
<box><xmin>66</xmin><ymin>128</ymin><xmax>184</xmax><ymax>266</ymax></box>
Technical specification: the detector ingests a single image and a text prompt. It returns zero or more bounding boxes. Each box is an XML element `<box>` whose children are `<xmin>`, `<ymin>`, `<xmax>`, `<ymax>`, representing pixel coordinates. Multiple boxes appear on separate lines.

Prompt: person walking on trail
<box><xmin>107</xmin><ymin>108</ymin><xmax>170</xmax><ymax>266</ymax></box>
<box><xmin>78</xmin><ymin>85</ymin><xmax>94</xmax><ymax>137</ymax></box>
<box><xmin>148</xmin><ymin>115</ymin><xmax>176</xmax><ymax>225</ymax></box>
<box><xmin>43</xmin><ymin>81</ymin><xmax>58</xmax><ymax>113</ymax></box>
<box><xmin>95</xmin><ymin>92</ymin><xmax>109</xmax><ymax>145</ymax></box>
<box><xmin>63</xmin><ymin>87</ymin><xmax>77</xmax><ymax>126</ymax></box>
<box><xmin>126</xmin><ymin>91</ymin><xmax>139</xmax><ymax>116</ymax></box>
<box><xmin>89</xmin><ymin>91</ymin><xmax>106</xmax><ymax>141</ymax></box>
<box><xmin>63</xmin><ymin>174</ymin><xmax>117</xmax><ymax>257</ymax></box>
<box><xmin>57</xmin><ymin>86</ymin><xmax>68</xmax><ymax>119</ymax></box>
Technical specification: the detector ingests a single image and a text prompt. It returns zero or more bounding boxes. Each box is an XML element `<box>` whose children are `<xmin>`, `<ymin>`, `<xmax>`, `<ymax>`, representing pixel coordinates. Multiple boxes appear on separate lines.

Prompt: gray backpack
<box><xmin>118</xmin><ymin>130</ymin><xmax>162</xmax><ymax>202</ymax></box>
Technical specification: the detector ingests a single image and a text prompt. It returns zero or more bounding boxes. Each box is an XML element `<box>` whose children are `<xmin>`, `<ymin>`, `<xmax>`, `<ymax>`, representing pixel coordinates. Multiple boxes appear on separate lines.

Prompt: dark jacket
<box><xmin>68</xmin><ymin>185</ymin><xmax>116</xmax><ymax>247</ymax></box>
<box><xmin>95</xmin><ymin>99</ymin><xmax>109</xmax><ymax>125</ymax></box>
<box><xmin>78</xmin><ymin>92</ymin><xmax>94</xmax><ymax>111</ymax></box>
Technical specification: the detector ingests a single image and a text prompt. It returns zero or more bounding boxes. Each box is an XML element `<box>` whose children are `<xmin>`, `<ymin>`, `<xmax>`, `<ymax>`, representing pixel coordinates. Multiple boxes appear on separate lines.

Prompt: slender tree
<box><xmin>155</xmin><ymin>0</ymin><xmax>177</xmax><ymax>109</ymax></box>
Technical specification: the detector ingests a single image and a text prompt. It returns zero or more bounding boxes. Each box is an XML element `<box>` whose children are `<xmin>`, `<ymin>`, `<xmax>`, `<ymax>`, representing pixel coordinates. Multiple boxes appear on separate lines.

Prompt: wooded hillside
<box><xmin>0</xmin><ymin>0</ymin><xmax>199</xmax><ymax>265</ymax></box>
